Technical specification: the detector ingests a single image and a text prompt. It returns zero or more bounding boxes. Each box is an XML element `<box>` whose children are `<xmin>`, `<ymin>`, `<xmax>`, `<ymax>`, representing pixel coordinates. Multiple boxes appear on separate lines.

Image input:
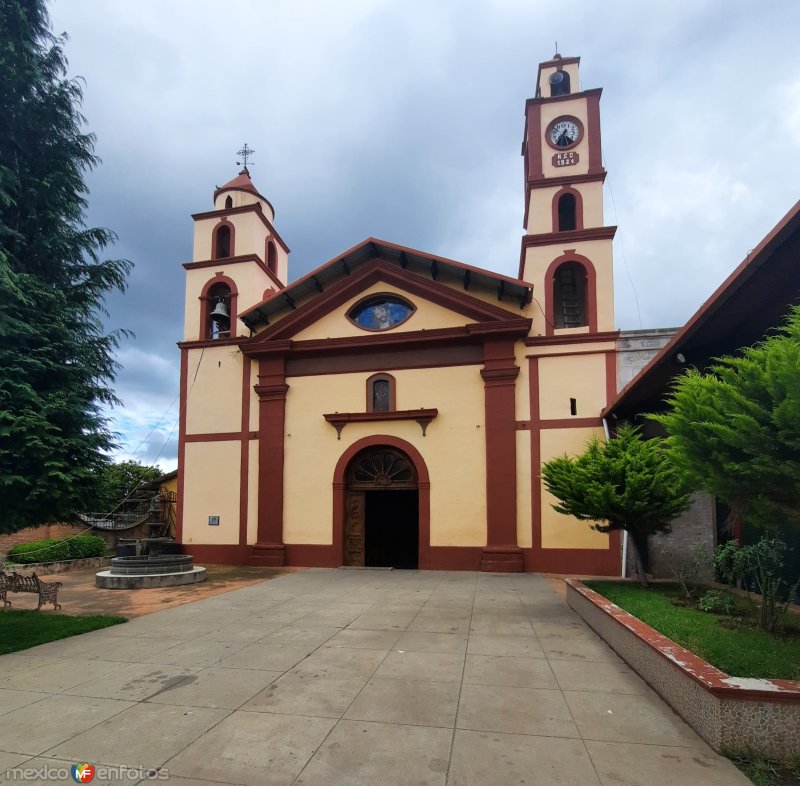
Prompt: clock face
<box><xmin>548</xmin><ymin>117</ymin><xmax>582</xmax><ymax>149</ymax></box>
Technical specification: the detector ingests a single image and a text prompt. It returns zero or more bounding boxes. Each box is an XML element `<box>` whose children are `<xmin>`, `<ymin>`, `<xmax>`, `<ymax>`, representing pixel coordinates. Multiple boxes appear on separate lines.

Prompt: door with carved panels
<box><xmin>343</xmin><ymin>447</ymin><xmax>418</xmax><ymax>567</ymax></box>
<box><xmin>344</xmin><ymin>492</ymin><xmax>365</xmax><ymax>567</ymax></box>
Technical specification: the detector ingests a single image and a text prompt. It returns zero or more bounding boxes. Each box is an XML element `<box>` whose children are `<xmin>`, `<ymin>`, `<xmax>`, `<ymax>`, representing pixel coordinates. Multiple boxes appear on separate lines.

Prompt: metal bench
<box><xmin>0</xmin><ymin>572</ymin><xmax>62</xmax><ymax>611</ymax></box>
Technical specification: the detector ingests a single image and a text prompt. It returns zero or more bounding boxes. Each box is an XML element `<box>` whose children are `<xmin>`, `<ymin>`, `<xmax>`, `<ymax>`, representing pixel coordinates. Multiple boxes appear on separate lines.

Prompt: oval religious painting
<box><xmin>348</xmin><ymin>295</ymin><xmax>415</xmax><ymax>331</ymax></box>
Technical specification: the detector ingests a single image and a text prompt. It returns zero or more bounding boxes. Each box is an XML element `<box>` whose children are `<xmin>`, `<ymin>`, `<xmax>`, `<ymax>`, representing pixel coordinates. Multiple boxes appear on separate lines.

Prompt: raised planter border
<box><xmin>566</xmin><ymin>578</ymin><xmax>800</xmax><ymax>761</ymax></box>
<box><xmin>2</xmin><ymin>556</ymin><xmax>112</xmax><ymax>576</ymax></box>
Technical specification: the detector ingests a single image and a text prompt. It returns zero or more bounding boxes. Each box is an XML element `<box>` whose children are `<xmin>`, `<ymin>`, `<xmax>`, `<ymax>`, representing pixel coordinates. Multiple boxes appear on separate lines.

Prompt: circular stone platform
<box><xmin>96</xmin><ymin>566</ymin><xmax>206</xmax><ymax>589</ymax></box>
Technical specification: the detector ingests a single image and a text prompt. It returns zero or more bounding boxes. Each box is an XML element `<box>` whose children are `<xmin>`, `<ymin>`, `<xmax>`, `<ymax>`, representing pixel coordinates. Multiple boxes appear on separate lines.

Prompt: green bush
<box><xmin>698</xmin><ymin>589</ymin><xmax>734</xmax><ymax>616</ymax></box>
<box><xmin>6</xmin><ymin>534</ymin><xmax>106</xmax><ymax>564</ymax></box>
<box><xmin>714</xmin><ymin>537</ymin><xmax>800</xmax><ymax>632</ymax></box>
<box><xmin>66</xmin><ymin>535</ymin><xmax>106</xmax><ymax>559</ymax></box>
<box><xmin>7</xmin><ymin>539</ymin><xmax>71</xmax><ymax>564</ymax></box>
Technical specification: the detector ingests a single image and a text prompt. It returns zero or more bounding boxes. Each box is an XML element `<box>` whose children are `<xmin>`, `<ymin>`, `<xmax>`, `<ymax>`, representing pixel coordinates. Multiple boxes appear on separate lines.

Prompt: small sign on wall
<box><xmin>208</xmin><ymin>515</ymin><xmax>220</xmax><ymax>526</ymax></box>
<box><xmin>552</xmin><ymin>151</ymin><xmax>579</xmax><ymax>168</ymax></box>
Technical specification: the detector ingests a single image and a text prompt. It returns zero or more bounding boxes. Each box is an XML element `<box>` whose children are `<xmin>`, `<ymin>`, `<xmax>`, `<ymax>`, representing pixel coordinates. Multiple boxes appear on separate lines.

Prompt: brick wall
<box><xmin>0</xmin><ymin>523</ymin><xmax>88</xmax><ymax>558</ymax></box>
<box><xmin>623</xmin><ymin>492</ymin><xmax>716</xmax><ymax>580</ymax></box>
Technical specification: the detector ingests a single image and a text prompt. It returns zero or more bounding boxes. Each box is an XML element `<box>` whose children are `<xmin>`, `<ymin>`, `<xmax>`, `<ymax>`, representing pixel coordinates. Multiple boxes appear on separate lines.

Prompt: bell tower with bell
<box><xmin>519</xmin><ymin>54</ymin><xmax>616</xmax><ymax>336</ymax></box>
<box><xmin>182</xmin><ymin>144</ymin><xmax>289</xmax><ymax>343</ymax></box>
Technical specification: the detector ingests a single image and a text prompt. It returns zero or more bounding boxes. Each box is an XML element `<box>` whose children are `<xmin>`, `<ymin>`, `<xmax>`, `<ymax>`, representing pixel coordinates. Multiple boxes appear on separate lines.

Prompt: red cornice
<box><xmin>538</xmin><ymin>55</ymin><xmax>580</xmax><ymax>69</ymax></box>
<box><xmin>213</xmin><ymin>187</ymin><xmax>275</xmax><ymax>218</ymax></box>
<box><xmin>243</xmin><ymin>319</ymin><xmax>532</xmax><ymax>359</ymax></box>
<box><xmin>241</xmin><ymin>236</ymin><xmax>532</xmax><ymax>328</ymax></box>
<box><xmin>480</xmin><ymin>367</ymin><xmax>520</xmax><ymax>385</ymax></box>
<box><xmin>521</xmin><ymin>226</ymin><xmax>617</xmax><ymax>249</ymax></box>
<box><xmin>242</xmin><ymin>259</ymin><xmax>526</xmax><ymax>346</ymax></box>
<box><xmin>191</xmin><ymin>203</ymin><xmax>290</xmax><ymax>254</ymax></box>
<box><xmin>182</xmin><ymin>253</ymin><xmax>285</xmax><ymax>289</ymax></box>
<box><xmin>525</xmin><ymin>330</ymin><xmax>619</xmax><ymax>347</ymax></box>
<box><xmin>177</xmin><ymin>336</ymin><xmax>247</xmax><ymax>350</ymax></box>
<box><xmin>323</xmin><ymin>409</ymin><xmax>438</xmax><ymax>439</ymax></box>
<box><xmin>540</xmin><ymin>417</ymin><xmax>603</xmax><ymax>429</ymax></box>
<box><xmin>526</xmin><ymin>87</ymin><xmax>602</xmax><ymax>107</ymax></box>
<box><xmin>527</xmin><ymin>171</ymin><xmax>607</xmax><ymax>190</ymax></box>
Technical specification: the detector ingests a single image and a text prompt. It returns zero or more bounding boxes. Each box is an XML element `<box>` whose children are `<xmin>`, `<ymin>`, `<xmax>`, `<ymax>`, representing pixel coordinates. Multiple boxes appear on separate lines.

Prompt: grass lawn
<box><xmin>0</xmin><ymin>610</ymin><xmax>127</xmax><ymax>655</ymax></box>
<box><xmin>729</xmin><ymin>754</ymin><xmax>800</xmax><ymax>786</ymax></box>
<box><xmin>585</xmin><ymin>581</ymin><xmax>800</xmax><ymax>681</ymax></box>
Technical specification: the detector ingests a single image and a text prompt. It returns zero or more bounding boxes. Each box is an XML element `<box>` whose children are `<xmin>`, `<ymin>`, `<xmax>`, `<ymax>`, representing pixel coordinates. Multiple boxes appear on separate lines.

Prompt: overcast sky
<box><xmin>49</xmin><ymin>0</ymin><xmax>800</xmax><ymax>471</ymax></box>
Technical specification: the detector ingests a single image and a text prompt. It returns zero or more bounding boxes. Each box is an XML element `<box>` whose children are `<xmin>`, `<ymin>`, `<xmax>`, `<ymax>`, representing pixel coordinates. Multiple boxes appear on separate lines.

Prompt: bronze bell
<box><xmin>210</xmin><ymin>300</ymin><xmax>229</xmax><ymax>320</ymax></box>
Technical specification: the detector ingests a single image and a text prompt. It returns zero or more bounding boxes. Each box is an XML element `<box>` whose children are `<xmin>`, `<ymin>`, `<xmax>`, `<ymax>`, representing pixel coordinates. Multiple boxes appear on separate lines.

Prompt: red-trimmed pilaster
<box><xmin>239</xmin><ymin>356</ymin><xmax>252</xmax><ymax>546</ymax></box>
<box><xmin>176</xmin><ymin>348</ymin><xmax>188</xmax><ymax>543</ymax></box>
<box><xmin>252</xmin><ymin>344</ymin><xmax>291</xmax><ymax>566</ymax></box>
<box><xmin>480</xmin><ymin>338</ymin><xmax>523</xmax><ymax>572</ymax></box>
<box><xmin>587</xmin><ymin>91</ymin><xmax>603</xmax><ymax>175</ymax></box>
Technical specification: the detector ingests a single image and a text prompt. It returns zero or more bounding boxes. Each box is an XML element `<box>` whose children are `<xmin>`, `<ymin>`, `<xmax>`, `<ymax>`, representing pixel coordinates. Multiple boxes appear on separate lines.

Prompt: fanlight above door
<box><xmin>346</xmin><ymin>449</ymin><xmax>417</xmax><ymax>490</ymax></box>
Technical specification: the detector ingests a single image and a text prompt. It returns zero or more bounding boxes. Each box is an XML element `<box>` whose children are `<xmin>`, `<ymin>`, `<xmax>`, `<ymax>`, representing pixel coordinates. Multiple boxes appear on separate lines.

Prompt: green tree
<box><xmin>652</xmin><ymin>305</ymin><xmax>800</xmax><ymax>534</ymax></box>
<box><xmin>92</xmin><ymin>460</ymin><xmax>162</xmax><ymax>515</ymax></box>
<box><xmin>542</xmin><ymin>424</ymin><xmax>691</xmax><ymax>586</ymax></box>
<box><xmin>0</xmin><ymin>0</ymin><xmax>132</xmax><ymax>533</ymax></box>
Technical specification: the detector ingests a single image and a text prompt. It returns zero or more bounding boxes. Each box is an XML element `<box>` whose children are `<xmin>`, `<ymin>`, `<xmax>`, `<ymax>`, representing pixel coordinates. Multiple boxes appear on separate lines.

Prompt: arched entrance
<box><xmin>344</xmin><ymin>446</ymin><xmax>419</xmax><ymax>569</ymax></box>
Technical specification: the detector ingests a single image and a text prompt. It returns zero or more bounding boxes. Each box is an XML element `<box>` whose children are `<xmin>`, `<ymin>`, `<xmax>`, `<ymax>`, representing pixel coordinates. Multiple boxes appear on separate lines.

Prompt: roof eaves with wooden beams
<box><xmin>239</xmin><ymin>238</ymin><xmax>533</xmax><ymax>331</ymax></box>
<box><xmin>605</xmin><ymin>199</ymin><xmax>800</xmax><ymax>420</ymax></box>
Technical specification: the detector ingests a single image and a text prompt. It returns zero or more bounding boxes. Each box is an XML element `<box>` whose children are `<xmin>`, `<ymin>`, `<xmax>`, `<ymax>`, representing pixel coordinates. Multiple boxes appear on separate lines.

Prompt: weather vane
<box><xmin>236</xmin><ymin>143</ymin><xmax>255</xmax><ymax>169</ymax></box>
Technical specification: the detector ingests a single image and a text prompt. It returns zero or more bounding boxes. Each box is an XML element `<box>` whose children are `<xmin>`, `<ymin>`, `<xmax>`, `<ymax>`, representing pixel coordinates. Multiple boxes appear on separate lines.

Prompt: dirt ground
<box><xmin>10</xmin><ymin>564</ymin><xmax>303</xmax><ymax>618</ymax></box>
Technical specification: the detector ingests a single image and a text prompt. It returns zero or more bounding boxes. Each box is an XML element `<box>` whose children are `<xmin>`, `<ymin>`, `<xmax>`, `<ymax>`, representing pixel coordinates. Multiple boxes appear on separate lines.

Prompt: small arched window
<box><xmin>267</xmin><ymin>240</ymin><xmax>277</xmax><ymax>274</ymax></box>
<box><xmin>205</xmin><ymin>282</ymin><xmax>232</xmax><ymax>339</ymax></box>
<box><xmin>367</xmin><ymin>373</ymin><xmax>395</xmax><ymax>413</ymax></box>
<box><xmin>553</xmin><ymin>262</ymin><xmax>587</xmax><ymax>329</ymax></box>
<box><xmin>224</xmin><ymin>195</ymin><xmax>233</xmax><ymax>209</ymax></box>
<box><xmin>214</xmin><ymin>223</ymin><xmax>231</xmax><ymax>259</ymax></box>
<box><xmin>557</xmin><ymin>193</ymin><xmax>577</xmax><ymax>231</ymax></box>
<box><xmin>549</xmin><ymin>70</ymin><xmax>571</xmax><ymax>97</ymax></box>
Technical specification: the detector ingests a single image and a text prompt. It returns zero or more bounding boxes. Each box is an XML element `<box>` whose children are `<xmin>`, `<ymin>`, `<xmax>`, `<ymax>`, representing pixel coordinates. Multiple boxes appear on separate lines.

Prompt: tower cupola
<box><xmin>213</xmin><ymin>167</ymin><xmax>275</xmax><ymax>222</ymax></box>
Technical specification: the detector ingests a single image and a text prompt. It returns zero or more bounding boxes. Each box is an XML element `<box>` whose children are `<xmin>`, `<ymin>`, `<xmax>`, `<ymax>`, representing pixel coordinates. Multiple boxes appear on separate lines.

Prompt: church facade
<box><xmin>177</xmin><ymin>54</ymin><xmax>621</xmax><ymax>574</ymax></box>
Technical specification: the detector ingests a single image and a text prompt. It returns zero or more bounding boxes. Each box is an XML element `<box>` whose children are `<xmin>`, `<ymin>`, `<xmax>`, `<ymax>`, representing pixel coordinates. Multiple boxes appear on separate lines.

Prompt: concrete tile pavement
<box><xmin>0</xmin><ymin>569</ymin><xmax>751</xmax><ymax>785</ymax></box>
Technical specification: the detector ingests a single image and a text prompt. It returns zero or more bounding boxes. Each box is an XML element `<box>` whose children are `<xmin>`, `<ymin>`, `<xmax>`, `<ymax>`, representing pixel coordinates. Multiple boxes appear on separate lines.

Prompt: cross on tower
<box><xmin>236</xmin><ymin>143</ymin><xmax>255</xmax><ymax>169</ymax></box>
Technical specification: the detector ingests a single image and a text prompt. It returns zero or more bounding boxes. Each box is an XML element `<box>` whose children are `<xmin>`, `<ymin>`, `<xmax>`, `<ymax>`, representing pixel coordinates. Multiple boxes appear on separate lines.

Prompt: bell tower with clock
<box><xmin>519</xmin><ymin>53</ymin><xmax>616</xmax><ymax>336</ymax></box>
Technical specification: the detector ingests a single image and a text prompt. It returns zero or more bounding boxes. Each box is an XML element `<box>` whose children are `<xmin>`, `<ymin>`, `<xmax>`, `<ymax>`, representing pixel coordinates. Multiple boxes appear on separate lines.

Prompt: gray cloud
<box><xmin>48</xmin><ymin>0</ymin><xmax>800</xmax><ymax>468</ymax></box>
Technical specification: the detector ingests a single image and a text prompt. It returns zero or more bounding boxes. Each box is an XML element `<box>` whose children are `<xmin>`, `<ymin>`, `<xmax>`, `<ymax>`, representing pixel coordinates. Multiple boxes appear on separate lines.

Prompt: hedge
<box><xmin>7</xmin><ymin>535</ymin><xmax>107</xmax><ymax>564</ymax></box>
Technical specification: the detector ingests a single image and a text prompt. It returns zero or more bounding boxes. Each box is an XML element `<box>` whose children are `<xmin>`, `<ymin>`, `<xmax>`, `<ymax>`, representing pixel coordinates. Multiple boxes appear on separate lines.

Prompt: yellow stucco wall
<box><xmin>516</xmin><ymin>430</ymin><xmax>532</xmax><ymax>548</ymax></box>
<box><xmin>193</xmin><ymin>211</ymin><xmax>269</xmax><ymax>264</ymax></box>
<box><xmin>522</xmin><ymin>237</ymin><xmax>615</xmax><ymax>336</ymax></box>
<box><xmin>248</xmin><ymin>361</ymin><xmax>259</xmax><ymax>432</ymax></box>
<box><xmin>538</xmin><ymin>97</ymin><xmax>591</xmax><ymax>181</ymax></box>
<box><xmin>160</xmin><ymin>475</ymin><xmax>178</xmax><ymax>498</ymax></box>
<box><xmin>247</xmin><ymin>441</ymin><xmax>259</xmax><ymax>544</ymax></box>
<box><xmin>185</xmin><ymin>346</ymin><xmax>242</xmax><ymax>435</ymax></box>
<box><xmin>537</xmin><ymin>353</ymin><xmax>608</xmax><ymax>420</ymax></box>
<box><xmin>182</xmin><ymin>441</ymin><xmax>241</xmax><ymax>545</ymax></box>
<box><xmin>213</xmin><ymin>188</ymin><xmax>275</xmax><ymax>223</ymax></box>
<box><xmin>539</xmin><ymin>426</ymin><xmax>608</xmax><ymax>549</ymax></box>
<box><xmin>537</xmin><ymin>62</ymin><xmax>581</xmax><ymax>97</ymax></box>
<box><xmin>292</xmin><ymin>282</ymin><xmax>484</xmax><ymax>341</ymax></box>
<box><xmin>184</xmin><ymin>262</ymin><xmax>274</xmax><ymax>341</ymax></box>
<box><xmin>527</xmin><ymin>181</ymin><xmax>604</xmax><ymax>236</ymax></box>
<box><xmin>282</xmin><ymin>365</ymin><xmax>487</xmax><ymax>547</ymax></box>
<box><xmin>251</xmin><ymin>267</ymin><xmax>524</xmax><ymax>338</ymax></box>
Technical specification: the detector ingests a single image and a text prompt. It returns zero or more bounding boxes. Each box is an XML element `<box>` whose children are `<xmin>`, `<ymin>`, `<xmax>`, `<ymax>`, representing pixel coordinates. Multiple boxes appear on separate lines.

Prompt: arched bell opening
<box><xmin>343</xmin><ymin>446</ymin><xmax>420</xmax><ymax>569</ymax></box>
<box><xmin>202</xmin><ymin>281</ymin><xmax>234</xmax><ymax>339</ymax></box>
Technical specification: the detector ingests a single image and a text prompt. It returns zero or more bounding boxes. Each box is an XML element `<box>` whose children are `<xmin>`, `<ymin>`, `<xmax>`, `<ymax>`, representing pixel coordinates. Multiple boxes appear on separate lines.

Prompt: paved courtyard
<box><xmin>0</xmin><ymin>569</ymin><xmax>749</xmax><ymax>785</ymax></box>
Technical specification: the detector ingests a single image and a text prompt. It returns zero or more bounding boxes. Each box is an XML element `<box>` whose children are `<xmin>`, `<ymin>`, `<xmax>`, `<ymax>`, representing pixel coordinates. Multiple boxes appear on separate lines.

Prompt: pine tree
<box><xmin>542</xmin><ymin>424</ymin><xmax>691</xmax><ymax>586</ymax></box>
<box><xmin>0</xmin><ymin>0</ymin><xmax>132</xmax><ymax>533</ymax></box>
<box><xmin>652</xmin><ymin>305</ymin><xmax>800</xmax><ymax>534</ymax></box>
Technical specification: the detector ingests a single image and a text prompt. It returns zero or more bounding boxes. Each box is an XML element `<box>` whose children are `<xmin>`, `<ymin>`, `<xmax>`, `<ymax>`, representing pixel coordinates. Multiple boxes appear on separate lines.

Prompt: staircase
<box><xmin>80</xmin><ymin>489</ymin><xmax>176</xmax><ymax>537</ymax></box>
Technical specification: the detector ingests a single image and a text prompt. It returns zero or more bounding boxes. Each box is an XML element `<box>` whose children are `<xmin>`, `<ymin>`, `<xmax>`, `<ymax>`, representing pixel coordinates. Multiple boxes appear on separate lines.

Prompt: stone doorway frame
<box><xmin>333</xmin><ymin>435</ymin><xmax>431</xmax><ymax>569</ymax></box>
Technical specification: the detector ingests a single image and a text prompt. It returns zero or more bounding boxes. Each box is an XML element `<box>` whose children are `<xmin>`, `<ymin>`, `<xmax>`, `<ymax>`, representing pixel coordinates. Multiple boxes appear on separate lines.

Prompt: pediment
<box><xmin>243</xmin><ymin>258</ymin><xmax>526</xmax><ymax>348</ymax></box>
